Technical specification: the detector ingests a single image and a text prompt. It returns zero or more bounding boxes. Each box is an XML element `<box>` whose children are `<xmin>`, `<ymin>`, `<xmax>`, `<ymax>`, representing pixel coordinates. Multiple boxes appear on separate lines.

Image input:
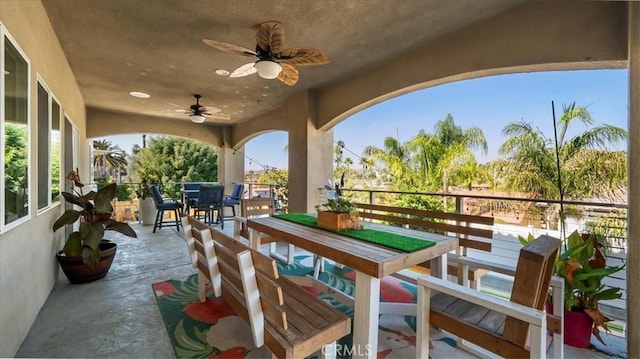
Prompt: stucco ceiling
<box><xmin>41</xmin><ymin>0</ymin><xmax>525</xmax><ymax>126</ymax></box>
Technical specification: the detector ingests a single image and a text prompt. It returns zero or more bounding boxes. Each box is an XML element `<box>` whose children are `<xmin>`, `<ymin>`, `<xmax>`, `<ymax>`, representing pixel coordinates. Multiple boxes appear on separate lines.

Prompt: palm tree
<box><xmin>334</xmin><ymin>140</ymin><xmax>345</xmax><ymax>170</ymax></box>
<box><xmin>499</xmin><ymin>102</ymin><xmax>627</xmax><ymax>201</ymax></box>
<box><xmin>92</xmin><ymin>140</ymin><xmax>128</xmax><ymax>181</ymax></box>
<box><xmin>344</xmin><ymin>157</ymin><xmax>353</xmax><ymax>173</ymax></box>
<box><xmin>407</xmin><ymin>115</ymin><xmax>487</xmax><ymax>193</ymax></box>
<box><xmin>363</xmin><ymin>137</ymin><xmax>414</xmax><ymax>189</ymax></box>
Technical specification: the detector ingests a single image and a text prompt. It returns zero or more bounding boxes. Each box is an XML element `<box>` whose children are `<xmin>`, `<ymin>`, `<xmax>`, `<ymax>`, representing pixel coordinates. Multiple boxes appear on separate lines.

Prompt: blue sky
<box><xmin>107</xmin><ymin>69</ymin><xmax>628</xmax><ymax>171</ymax></box>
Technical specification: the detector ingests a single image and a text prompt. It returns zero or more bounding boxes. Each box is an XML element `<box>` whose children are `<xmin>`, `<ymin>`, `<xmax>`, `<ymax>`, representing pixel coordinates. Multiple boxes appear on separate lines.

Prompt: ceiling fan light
<box><xmin>255</xmin><ymin>60</ymin><xmax>282</xmax><ymax>79</ymax></box>
<box><xmin>190</xmin><ymin>114</ymin><xmax>206</xmax><ymax>123</ymax></box>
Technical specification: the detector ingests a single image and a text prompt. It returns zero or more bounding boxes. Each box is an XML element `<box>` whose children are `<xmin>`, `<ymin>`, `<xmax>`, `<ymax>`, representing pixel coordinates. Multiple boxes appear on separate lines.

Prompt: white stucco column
<box><xmin>627</xmin><ymin>3</ymin><xmax>639</xmax><ymax>358</ymax></box>
<box><xmin>287</xmin><ymin>94</ymin><xmax>334</xmax><ymax>213</ymax></box>
<box><xmin>218</xmin><ymin>145</ymin><xmax>245</xmax><ymax>196</ymax></box>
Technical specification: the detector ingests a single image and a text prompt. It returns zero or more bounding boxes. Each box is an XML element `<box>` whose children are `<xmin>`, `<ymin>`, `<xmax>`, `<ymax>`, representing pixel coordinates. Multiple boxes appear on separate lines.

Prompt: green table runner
<box><xmin>273</xmin><ymin>213</ymin><xmax>435</xmax><ymax>253</ymax></box>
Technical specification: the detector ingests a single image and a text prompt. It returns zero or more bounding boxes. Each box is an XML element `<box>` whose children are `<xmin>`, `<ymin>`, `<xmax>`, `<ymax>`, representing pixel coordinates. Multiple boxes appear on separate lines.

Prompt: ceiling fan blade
<box><xmin>202</xmin><ymin>39</ymin><xmax>257</xmax><ymax>57</ymax></box>
<box><xmin>280</xmin><ymin>47</ymin><xmax>330</xmax><ymax>66</ymax></box>
<box><xmin>277</xmin><ymin>63</ymin><xmax>299</xmax><ymax>86</ymax></box>
<box><xmin>202</xmin><ymin>106</ymin><xmax>221</xmax><ymax>114</ymax></box>
<box><xmin>230</xmin><ymin>62</ymin><xmax>257</xmax><ymax>78</ymax></box>
<box><xmin>256</xmin><ymin>21</ymin><xmax>285</xmax><ymax>53</ymax></box>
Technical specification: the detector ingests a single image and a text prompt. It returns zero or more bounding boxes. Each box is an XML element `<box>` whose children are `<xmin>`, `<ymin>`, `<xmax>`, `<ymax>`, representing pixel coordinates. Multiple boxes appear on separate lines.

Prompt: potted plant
<box><xmin>315</xmin><ymin>173</ymin><xmax>360</xmax><ymax>231</ymax></box>
<box><xmin>137</xmin><ymin>178</ymin><xmax>157</xmax><ymax>225</ymax></box>
<box><xmin>53</xmin><ymin>170</ymin><xmax>137</xmax><ymax>283</ymax></box>
<box><xmin>553</xmin><ymin>230</ymin><xmax>625</xmax><ymax>347</ymax></box>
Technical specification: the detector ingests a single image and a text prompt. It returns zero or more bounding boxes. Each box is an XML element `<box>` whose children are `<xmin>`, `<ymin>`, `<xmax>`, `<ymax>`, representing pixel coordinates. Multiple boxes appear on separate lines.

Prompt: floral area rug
<box><xmin>152</xmin><ymin>254</ymin><xmax>474</xmax><ymax>358</ymax></box>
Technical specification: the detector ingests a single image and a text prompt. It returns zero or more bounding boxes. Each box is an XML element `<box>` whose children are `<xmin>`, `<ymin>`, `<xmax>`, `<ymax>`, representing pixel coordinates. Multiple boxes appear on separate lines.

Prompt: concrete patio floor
<box><xmin>15</xmin><ymin>221</ymin><xmax>624</xmax><ymax>358</ymax></box>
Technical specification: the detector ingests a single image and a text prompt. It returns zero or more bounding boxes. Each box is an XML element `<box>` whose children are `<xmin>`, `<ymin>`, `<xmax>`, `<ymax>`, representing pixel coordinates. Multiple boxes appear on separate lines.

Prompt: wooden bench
<box><xmin>184</xmin><ymin>216</ymin><xmax>351</xmax><ymax>359</ymax></box>
<box><xmin>416</xmin><ymin>234</ymin><xmax>563</xmax><ymax>358</ymax></box>
<box><xmin>233</xmin><ymin>197</ymin><xmax>295</xmax><ymax>264</ymax></box>
<box><xmin>355</xmin><ymin>203</ymin><xmax>495</xmax><ymax>288</ymax></box>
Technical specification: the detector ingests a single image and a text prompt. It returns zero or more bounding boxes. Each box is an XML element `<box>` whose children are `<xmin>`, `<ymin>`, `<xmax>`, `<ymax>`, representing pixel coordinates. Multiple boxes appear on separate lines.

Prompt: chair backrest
<box><xmin>238</xmin><ymin>197</ymin><xmax>275</xmax><ymax>238</ymax></box>
<box><xmin>355</xmin><ymin>203</ymin><xmax>495</xmax><ymax>254</ymax></box>
<box><xmin>150</xmin><ymin>185</ymin><xmax>163</xmax><ymax>205</ymax></box>
<box><xmin>229</xmin><ymin>183</ymin><xmax>245</xmax><ymax>200</ymax></box>
<box><xmin>203</xmin><ymin>225</ymin><xmax>284</xmax><ymax>347</ymax></box>
<box><xmin>183</xmin><ymin>182</ymin><xmax>201</xmax><ymax>201</ymax></box>
<box><xmin>504</xmin><ymin>234</ymin><xmax>561</xmax><ymax>347</ymax></box>
<box><xmin>241</xmin><ymin>197</ymin><xmax>275</xmax><ymax>218</ymax></box>
<box><xmin>197</xmin><ymin>184</ymin><xmax>224</xmax><ymax>208</ymax></box>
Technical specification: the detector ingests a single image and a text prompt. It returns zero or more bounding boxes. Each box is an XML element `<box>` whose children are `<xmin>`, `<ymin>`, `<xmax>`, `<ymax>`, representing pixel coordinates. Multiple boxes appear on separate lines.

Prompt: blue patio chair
<box><xmin>182</xmin><ymin>182</ymin><xmax>201</xmax><ymax>214</ymax></box>
<box><xmin>193</xmin><ymin>184</ymin><xmax>225</xmax><ymax>229</ymax></box>
<box><xmin>223</xmin><ymin>183</ymin><xmax>245</xmax><ymax>217</ymax></box>
<box><xmin>150</xmin><ymin>184</ymin><xmax>183</xmax><ymax>233</ymax></box>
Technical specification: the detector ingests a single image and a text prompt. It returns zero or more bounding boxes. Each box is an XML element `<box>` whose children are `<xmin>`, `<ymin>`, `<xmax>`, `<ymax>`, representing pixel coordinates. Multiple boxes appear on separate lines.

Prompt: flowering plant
<box><xmin>315</xmin><ymin>173</ymin><xmax>357</xmax><ymax>214</ymax></box>
<box><xmin>53</xmin><ymin>170</ymin><xmax>137</xmax><ymax>266</ymax></box>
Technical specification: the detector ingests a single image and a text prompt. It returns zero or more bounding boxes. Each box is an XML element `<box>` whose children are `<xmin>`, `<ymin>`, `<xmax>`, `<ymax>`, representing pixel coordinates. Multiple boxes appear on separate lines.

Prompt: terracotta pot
<box><xmin>564</xmin><ymin>309</ymin><xmax>593</xmax><ymax>348</ymax></box>
<box><xmin>56</xmin><ymin>241</ymin><xmax>117</xmax><ymax>284</ymax></box>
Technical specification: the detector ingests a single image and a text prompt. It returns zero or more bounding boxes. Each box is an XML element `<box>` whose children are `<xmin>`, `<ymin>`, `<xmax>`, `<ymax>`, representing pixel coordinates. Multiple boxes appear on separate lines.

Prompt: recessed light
<box><xmin>215</xmin><ymin>69</ymin><xmax>229</xmax><ymax>76</ymax></box>
<box><xmin>129</xmin><ymin>91</ymin><xmax>150</xmax><ymax>99</ymax></box>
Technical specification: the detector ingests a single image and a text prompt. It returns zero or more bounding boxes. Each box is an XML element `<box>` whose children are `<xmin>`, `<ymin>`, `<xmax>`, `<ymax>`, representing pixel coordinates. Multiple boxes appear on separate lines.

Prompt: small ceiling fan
<box><xmin>172</xmin><ymin>94</ymin><xmax>230</xmax><ymax>123</ymax></box>
<box><xmin>203</xmin><ymin>21</ymin><xmax>330</xmax><ymax>86</ymax></box>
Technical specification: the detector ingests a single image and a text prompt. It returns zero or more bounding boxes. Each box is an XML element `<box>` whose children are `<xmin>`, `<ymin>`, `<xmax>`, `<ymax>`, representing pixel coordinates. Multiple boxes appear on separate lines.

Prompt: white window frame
<box><xmin>0</xmin><ymin>23</ymin><xmax>32</xmax><ymax>232</ymax></box>
<box><xmin>36</xmin><ymin>76</ymin><xmax>62</xmax><ymax>214</ymax></box>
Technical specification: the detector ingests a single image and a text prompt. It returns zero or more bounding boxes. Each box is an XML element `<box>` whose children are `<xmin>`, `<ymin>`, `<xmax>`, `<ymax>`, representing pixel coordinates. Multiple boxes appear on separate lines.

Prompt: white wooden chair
<box><xmin>233</xmin><ymin>197</ymin><xmax>295</xmax><ymax>264</ymax></box>
<box><xmin>416</xmin><ymin>234</ymin><xmax>564</xmax><ymax>359</ymax></box>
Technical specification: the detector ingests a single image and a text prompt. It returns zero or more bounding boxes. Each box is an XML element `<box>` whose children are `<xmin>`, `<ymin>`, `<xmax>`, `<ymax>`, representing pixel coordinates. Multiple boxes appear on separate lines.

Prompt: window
<box><xmin>51</xmin><ymin>99</ymin><xmax>61</xmax><ymax>203</ymax></box>
<box><xmin>2</xmin><ymin>29</ymin><xmax>31</xmax><ymax>228</ymax></box>
<box><xmin>37</xmin><ymin>79</ymin><xmax>61</xmax><ymax>210</ymax></box>
<box><xmin>37</xmin><ymin>82</ymin><xmax>49</xmax><ymax>210</ymax></box>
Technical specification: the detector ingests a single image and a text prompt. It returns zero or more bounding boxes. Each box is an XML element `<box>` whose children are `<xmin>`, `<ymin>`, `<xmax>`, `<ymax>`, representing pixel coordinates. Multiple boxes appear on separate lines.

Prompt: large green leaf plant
<box><xmin>53</xmin><ymin>170</ymin><xmax>137</xmax><ymax>266</ymax></box>
<box><xmin>521</xmin><ymin>230</ymin><xmax>625</xmax><ymax>345</ymax></box>
<box><xmin>554</xmin><ymin>231</ymin><xmax>625</xmax><ymax>344</ymax></box>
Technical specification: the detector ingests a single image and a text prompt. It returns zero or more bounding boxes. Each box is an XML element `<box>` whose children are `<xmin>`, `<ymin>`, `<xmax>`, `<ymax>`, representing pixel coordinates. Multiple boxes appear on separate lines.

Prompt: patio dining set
<box><xmin>150</xmin><ymin>182</ymin><xmax>245</xmax><ymax>233</ymax></box>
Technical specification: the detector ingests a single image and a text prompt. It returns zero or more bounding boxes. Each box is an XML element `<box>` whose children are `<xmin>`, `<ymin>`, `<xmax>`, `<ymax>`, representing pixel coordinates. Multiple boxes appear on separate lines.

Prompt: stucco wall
<box><xmin>315</xmin><ymin>1</ymin><xmax>627</xmax><ymax>130</ymax></box>
<box><xmin>0</xmin><ymin>1</ymin><xmax>86</xmax><ymax>356</ymax></box>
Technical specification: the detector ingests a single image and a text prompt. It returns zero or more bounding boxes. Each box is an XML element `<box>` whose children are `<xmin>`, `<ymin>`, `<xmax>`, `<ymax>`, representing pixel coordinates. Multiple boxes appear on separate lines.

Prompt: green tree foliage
<box><xmin>364</xmin><ymin>114</ymin><xmax>487</xmax><ymax>194</ymax></box>
<box><xmin>498</xmin><ymin>102</ymin><xmax>627</xmax><ymax>200</ymax></box>
<box><xmin>134</xmin><ymin>137</ymin><xmax>218</xmax><ymax>198</ymax></box>
<box><xmin>4</xmin><ymin>123</ymin><xmax>28</xmax><ymax>191</ymax></box>
<box><xmin>4</xmin><ymin>123</ymin><xmax>29</xmax><ymax>219</ymax></box>
<box><xmin>257</xmin><ymin>168</ymin><xmax>289</xmax><ymax>208</ymax></box>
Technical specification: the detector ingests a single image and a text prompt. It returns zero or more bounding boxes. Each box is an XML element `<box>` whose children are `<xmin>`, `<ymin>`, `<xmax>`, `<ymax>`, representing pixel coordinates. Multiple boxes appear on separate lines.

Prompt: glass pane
<box><xmin>37</xmin><ymin>83</ymin><xmax>49</xmax><ymax>210</ymax></box>
<box><xmin>51</xmin><ymin>100</ymin><xmax>61</xmax><ymax>203</ymax></box>
<box><xmin>4</xmin><ymin>38</ymin><xmax>29</xmax><ymax>224</ymax></box>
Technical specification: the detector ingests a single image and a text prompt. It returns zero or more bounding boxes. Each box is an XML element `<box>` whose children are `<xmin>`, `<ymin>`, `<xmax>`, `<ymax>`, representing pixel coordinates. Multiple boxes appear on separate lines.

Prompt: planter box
<box><xmin>317</xmin><ymin>211</ymin><xmax>359</xmax><ymax>231</ymax></box>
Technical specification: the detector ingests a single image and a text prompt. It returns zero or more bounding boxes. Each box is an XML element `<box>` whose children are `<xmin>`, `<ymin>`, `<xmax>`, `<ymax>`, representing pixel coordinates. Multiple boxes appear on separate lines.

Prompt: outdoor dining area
<box><xmin>15</xmin><ymin>194</ymin><xmax>626</xmax><ymax>358</ymax></box>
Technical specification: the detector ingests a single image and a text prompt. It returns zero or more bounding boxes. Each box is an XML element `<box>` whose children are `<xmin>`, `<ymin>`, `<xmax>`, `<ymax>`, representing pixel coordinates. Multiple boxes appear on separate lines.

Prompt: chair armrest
<box><xmin>234</xmin><ymin>216</ymin><xmax>247</xmax><ymax>224</ymax></box>
<box><xmin>417</xmin><ymin>275</ymin><xmax>545</xmax><ymax>327</ymax></box>
<box><xmin>453</xmin><ymin>255</ymin><xmax>516</xmax><ymax>277</ymax></box>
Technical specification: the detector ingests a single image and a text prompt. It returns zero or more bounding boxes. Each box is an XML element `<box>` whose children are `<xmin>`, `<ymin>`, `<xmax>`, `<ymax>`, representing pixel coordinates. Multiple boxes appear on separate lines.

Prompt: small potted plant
<box><xmin>136</xmin><ymin>178</ymin><xmax>157</xmax><ymax>225</ymax></box>
<box><xmin>315</xmin><ymin>173</ymin><xmax>360</xmax><ymax>231</ymax></box>
<box><xmin>554</xmin><ymin>230</ymin><xmax>625</xmax><ymax>347</ymax></box>
<box><xmin>53</xmin><ymin>170</ymin><xmax>137</xmax><ymax>283</ymax></box>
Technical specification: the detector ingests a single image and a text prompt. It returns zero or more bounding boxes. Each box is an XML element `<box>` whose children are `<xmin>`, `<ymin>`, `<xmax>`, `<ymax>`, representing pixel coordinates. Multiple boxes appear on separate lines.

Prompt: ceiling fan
<box><xmin>172</xmin><ymin>94</ymin><xmax>230</xmax><ymax>123</ymax></box>
<box><xmin>203</xmin><ymin>21</ymin><xmax>330</xmax><ymax>86</ymax></box>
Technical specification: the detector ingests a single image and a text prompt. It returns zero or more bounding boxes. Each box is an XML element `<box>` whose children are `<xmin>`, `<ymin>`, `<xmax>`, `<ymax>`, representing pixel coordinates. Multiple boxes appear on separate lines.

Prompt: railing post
<box><xmin>369</xmin><ymin>191</ymin><xmax>376</xmax><ymax>205</ymax></box>
<box><xmin>455</xmin><ymin>195</ymin><xmax>463</xmax><ymax>215</ymax></box>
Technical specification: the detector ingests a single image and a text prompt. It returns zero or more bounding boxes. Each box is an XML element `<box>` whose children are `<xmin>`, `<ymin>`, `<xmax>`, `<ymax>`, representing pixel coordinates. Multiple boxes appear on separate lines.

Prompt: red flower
<box><xmin>184</xmin><ymin>298</ymin><xmax>236</xmax><ymax>324</ymax></box>
<box><xmin>152</xmin><ymin>282</ymin><xmax>176</xmax><ymax>297</ymax></box>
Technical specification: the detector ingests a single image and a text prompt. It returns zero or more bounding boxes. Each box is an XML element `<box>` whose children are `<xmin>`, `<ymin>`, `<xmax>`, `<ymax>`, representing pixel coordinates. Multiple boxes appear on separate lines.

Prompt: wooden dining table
<box><xmin>246</xmin><ymin>216</ymin><xmax>458</xmax><ymax>359</ymax></box>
